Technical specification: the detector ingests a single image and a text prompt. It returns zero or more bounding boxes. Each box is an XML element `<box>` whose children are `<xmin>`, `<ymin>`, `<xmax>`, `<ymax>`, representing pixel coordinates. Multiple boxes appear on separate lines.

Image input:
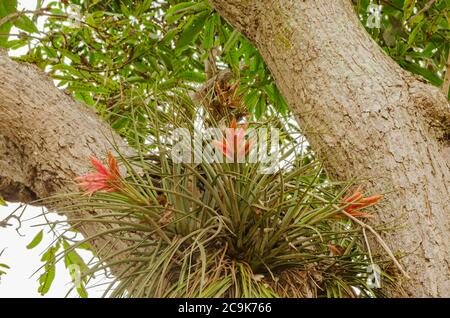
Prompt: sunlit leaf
<box><xmin>26</xmin><ymin>230</ymin><xmax>43</xmax><ymax>250</ymax></box>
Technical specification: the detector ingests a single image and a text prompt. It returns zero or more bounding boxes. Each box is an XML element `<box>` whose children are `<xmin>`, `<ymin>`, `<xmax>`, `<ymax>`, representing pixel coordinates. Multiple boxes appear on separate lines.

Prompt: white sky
<box><xmin>0</xmin><ymin>0</ymin><xmax>106</xmax><ymax>298</ymax></box>
<box><xmin>0</xmin><ymin>203</ymin><xmax>108</xmax><ymax>298</ymax></box>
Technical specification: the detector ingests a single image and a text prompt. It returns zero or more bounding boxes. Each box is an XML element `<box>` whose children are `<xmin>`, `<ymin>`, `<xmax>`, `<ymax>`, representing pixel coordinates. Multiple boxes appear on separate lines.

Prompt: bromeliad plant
<box><xmin>42</xmin><ymin>94</ymin><xmax>398</xmax><ymax>298</ymax></box>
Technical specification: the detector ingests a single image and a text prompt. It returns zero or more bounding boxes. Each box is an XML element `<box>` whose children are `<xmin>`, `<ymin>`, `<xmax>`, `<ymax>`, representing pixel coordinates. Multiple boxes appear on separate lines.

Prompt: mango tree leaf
<box><xmin>166</xmin><ymin>1</ymin><xmax>196</xmax><ymax>23</ymax></box>
<box><xmin>408</xmin><ymin>20</ymin><xmax>425</xmax><ymax>46</ymax></box>
<box><xmin>402</xmin><ymin>0</ymin><xmax>415</xmax><ymax>21</ymax></box>
<box><xmin>76</xmin><ymin>285</ymin><xmax>88</xmax><ymax>298</ymax></box>
<box><xmin>178</xmin><ymin>70</ymin><xmax>206</xmax><ymax>83</ymax></box>
<box><xmin>38</xmin><ymin>244</ymin><xmax>58</xmax><ymax>296</ymax></box>
<box><xmin>243</xmin><ymin>89</ymin><xmax>260</xmax><ymax>112</ymax></box>
<box><xmin>402</xmin><ymin>61</ymin><xmax>443</xmax><ymax>86</ymax></box>
<box><xmin>0</xmin><ymin>0</ymin><xmax>18</xmax><ymax>47</ymax></box>
<box><xmin>255</xmin><ymin>95</ymin><xmax>267</xmax><ymax>119</ymax></box>
<box><xmin>26</xmin><ymin>230</ymin><xmax>43</xmax><ymax>249</ymax></box>
<box><xmin>76</xmin><ymin>242</ymin><xmax>93</xmax><ymax>251</ymax></box>
<box><xmin>202</xmin><ymin>15</ymin><xmax>215</xmax><ymax>51</ymax></box>
<box><xmin>4</xmin><ymin>38</ymin><xmax>27</xmax><ymax>49</ymax></box>
<box><xmin>14</xmin><ymin>14</ymin><xmax>39</xmax><ymax>33</ymax></box>
<box><xmin>176</xmin><ymin>11</ymin><xmax>209</xmax><ymax>50</ymax></box>
<box><xmin>63</xmin><ymin>241</ymin><xmax>88</xmax><ymax>274</ymax></box>
<box><xmin>38</xmin><ymin>263</ymin><xmax>55</xmax><ymax>295</ymax></box>
<box><xmin>223</xmin><ymin>30</ymin><xmax>240</xmax><ymax>54</ymax></box>
<box><xmin>63</xmin><ymin>240</ymin><xmax>89</xmax><ymax>298</ymax></box>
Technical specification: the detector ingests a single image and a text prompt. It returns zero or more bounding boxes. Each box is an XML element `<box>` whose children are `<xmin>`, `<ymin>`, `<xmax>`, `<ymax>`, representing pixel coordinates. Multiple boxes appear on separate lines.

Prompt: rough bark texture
<box><xmin>0</xmin><ymin>50</ymin><xmax>133</xmax><ymax>267</ymax></box>
<box><xmin>210</xmin><ymin>0</ymin><xmax>450</xmax><ymax>297</ymax></box>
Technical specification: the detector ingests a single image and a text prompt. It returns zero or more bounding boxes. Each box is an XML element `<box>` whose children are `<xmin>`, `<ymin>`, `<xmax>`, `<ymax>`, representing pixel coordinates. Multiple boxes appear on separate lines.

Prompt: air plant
<box><xmin>212</xmin><ymin>118</ymin><xmax>253</xmax><ymax>161</ymax></box>
<box><xmin>42</xmin><ymin>91</ymin><xmax>399</xmax><ymax>298</ymax></box>
<box><xmin>75</xmin><ymin>153</ymin><xmax>123</xmax><ymax>195</ymax></box>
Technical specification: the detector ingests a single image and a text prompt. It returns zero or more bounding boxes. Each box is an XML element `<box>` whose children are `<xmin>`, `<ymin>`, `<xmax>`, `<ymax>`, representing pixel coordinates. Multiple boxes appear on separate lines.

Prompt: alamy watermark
<box><xmin>171</xmin><ymin>127</ymin><xmax>281</xmax><ymax>174</ymax></box>
<box><xmin>367</xmin><ymin>264</ymin><xmax>382</xmax><ymax>289</ymax></box>
<box><xmin>66</xmin><ymin>4</ymin><xmax>83</xmax><ymax>28</ymax></box>
<box><xmin>367</xmin><ymin>4</ymin><xmax>382</xmax><ymax>29</ymax></box>
<box><xmin>67</xmin><ymin>264</ymin><xmax>83</xmax><ymax>290</ymax></box>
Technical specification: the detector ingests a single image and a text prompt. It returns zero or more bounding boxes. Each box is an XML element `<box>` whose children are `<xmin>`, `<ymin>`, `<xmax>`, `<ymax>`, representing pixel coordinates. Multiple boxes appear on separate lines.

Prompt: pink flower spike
<box><xmin>213</xmin><ymin>140</ymin><xmax>234</xmax><ymax>161</ymax></box>
<box><xmin>75</xmin><ymin>152</ymin><xmax>122</xmax><ymax>194</ymax></box>
<box><xmin>213</xmin><ymin>118</ymin><xmax>253</xmax><ymax>162</ymax></box>
<box><xmin>236</xmin><ymin>126</ymin><xmax>247</xmax><ymax>146</ymax></box>
<box><xmin>90</xmin><ymin>156</ymin><xmax>109</xmax><ymax>175</ymax></box>
<box><xmin>225</xmin><ymin>128</ymin><xmax>236</xmax><ymax>160</ymax></box>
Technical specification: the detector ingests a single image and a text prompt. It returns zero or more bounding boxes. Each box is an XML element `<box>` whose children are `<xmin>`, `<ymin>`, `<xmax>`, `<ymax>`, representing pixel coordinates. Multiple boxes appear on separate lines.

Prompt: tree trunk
<box><xmin>0</xmin><ymin>50</ymin><xmax>134</xmax><ymax>272</ymax></box>
<box><xmin>210</xmin><ymin>0</ymin><xmax>450</xmax><ymax>297</ymax></box>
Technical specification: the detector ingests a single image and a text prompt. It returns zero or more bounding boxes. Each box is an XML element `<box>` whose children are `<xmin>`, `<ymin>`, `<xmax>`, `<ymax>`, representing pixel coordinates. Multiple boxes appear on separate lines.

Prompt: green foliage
<box><xmin>0</xmin><ymin>196</ymin><xmax>6</xmax><ymax>206</ymax></box>
<box><xmin>14</xmin><ymin>14</ymin><xmax>39</xmax><ymax>33</ymax></box>
<box><xmin>63</xmin><ymin>240</ymin><xmax>89</xmax><ymax>298</ymax></box>
<box><xmin>33</xmin><ymin>235</ymin><xmax>89</xmax><ymax>297</ymax></box>
<box><xmin>0</xmin><ymin>0</ymin><xmax>17</xmax><ymax>47</ymax></box>
<box><xmin>38</xmin><ymin>242</ymin><xmax>58</xmax><ymax>296</ymax></box>
<box><xmin>356</xmin><ymin>0</ymin><xmax>449</xmax><ymax>89</ymax></box>
<box><xmin>0</xmin><ymin>0</ymin><xmax>445</xmax><ymax>149</ymax></box>
<box><xmin>26</xmin><ymin>229</ymin><xmax>43</xmax><ymax>249</ymax></box>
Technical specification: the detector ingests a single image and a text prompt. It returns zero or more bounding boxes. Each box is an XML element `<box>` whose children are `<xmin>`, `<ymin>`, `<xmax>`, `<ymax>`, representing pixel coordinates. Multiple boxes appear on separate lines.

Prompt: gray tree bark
<box><xmin>0</xmin><ymin>50</ymin><xmax>133</xmax><ymax>270</ymax></box>
<box><xmin>210</xmin><ymin>0</ymin><xmax>450</xmax><ymax>297</ymax></box>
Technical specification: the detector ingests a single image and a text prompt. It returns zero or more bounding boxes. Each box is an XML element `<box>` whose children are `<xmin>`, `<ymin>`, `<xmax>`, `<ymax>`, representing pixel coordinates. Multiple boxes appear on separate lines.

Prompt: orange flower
<box><xmin>75</xmin><ymin>152</ymin><xmax>122</xmax><ymax>194</ymax></box>
<box><xmin>340</xmin><ymin>189</ymin><xmax>383</xmax><ymax>218</ymax></box>
<box><xmin>328</xmin><ymin>244</ymin><xmax>344</xmax><ymax>256</ymax></box>
<box><xmin>213</xmin><ymin>118</ymin><xmax>252</xmax><ymax>161</ymax></box>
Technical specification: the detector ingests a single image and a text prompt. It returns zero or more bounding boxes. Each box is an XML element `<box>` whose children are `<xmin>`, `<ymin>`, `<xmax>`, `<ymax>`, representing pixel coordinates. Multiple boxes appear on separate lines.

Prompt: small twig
<box><xmin>362</xmin><ymin>228</ymin><xmax>374</xmax><ymax>265</ymax></box>
<box><xmin>0</xmin><ymin>9</ymin><xmax>49</xmax><ymax>28</ymax></box>
<box><xmin>307</xmin><ymin>191</ymin><xmax>409</xmax><ymax>279</ymax></box>
<box><xmin>408</xmin><ymin>0</ymin><xmax>437</xmax><ymax>23</ymax></box>
<box><xmin>441</xmin><ymin>53</ymin><xmax>450</xmax><ymax>97</ymax></box>
<box><xmin>341</xmin><ymin>209</ymin><xmax>410</xmax><ymax>279</ymax></box>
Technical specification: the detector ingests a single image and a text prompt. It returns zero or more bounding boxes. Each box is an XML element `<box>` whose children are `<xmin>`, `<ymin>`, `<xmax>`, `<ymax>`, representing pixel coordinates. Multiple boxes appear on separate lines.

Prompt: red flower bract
<box><xmin>75</xmin><ymin>152</ymin><xmax>122</xmax><ymax>194</ymax></box>
<box><xmin>340</xmin><ymin>188</ymin><xmax>383</xmax><ymax>218</ymax></box>
<box><xmin>213</xmin><ymin>118</ymin><xmax>253</xmax><ymax>161</ymax></box>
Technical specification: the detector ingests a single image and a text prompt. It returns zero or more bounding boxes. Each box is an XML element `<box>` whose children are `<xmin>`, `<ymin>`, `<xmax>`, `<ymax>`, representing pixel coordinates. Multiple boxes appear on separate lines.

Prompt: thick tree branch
<box><xmin>210</xmin><ymin>0</ymin><xmax>450</xmax><ymax>297</ymax></box>
<box><xmin>0</xmin><ymin>51</ymin><xmax>134</xmax><ymax>273</ymax></box>
<box><xmin>0</xmin><ymin>53</ymin><xmax>133</xmax><ymax>201</ymax></box>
